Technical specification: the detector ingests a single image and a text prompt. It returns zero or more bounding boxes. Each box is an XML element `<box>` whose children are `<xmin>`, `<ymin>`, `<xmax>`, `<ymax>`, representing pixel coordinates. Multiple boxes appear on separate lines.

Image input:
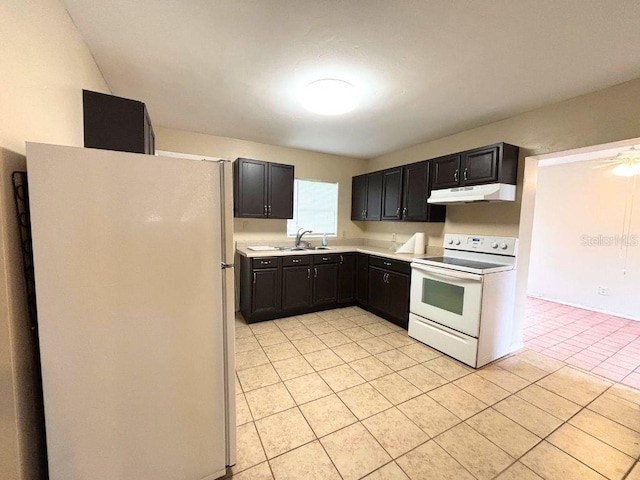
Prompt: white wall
<box><xmin>0</xmin><ymin>1</ymin><xmax>109</xmax><ymax>479</ymax></box>
<box><xmin>528</xmin><ymin>159</ymin><xmax>640</xmax><ymax>319</ymax></box>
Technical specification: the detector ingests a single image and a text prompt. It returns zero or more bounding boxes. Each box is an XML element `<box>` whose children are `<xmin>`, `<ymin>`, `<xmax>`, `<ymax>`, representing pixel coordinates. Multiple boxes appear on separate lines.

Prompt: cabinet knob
<box><xmin>314</xmin><ymin>267</ymin><xmax>318</xmax><ymax>278</ymax></box>
<box><xmin>383</xmin><ymin>261</ymin><xmax>391</xmax><ymax>266</ymax></box>
<box><xmin>263</xmin><ymin>205</ymin><xmax>268</xmax><ymax>216</ymax></box>
<box><xmin>307</xmin><ymin>268</ymin><xmax>311</xmax><ymax>279</ymax></box>
<box><xmin>396</xmin><ymin>207</ymin><xmax>400</xmax><ymax>216</ymax></box>
<box><xmin>322</xmin><ymin>257</ymin><xmax>329</xmax><ymax>261</ymax></box>
<box><xmin>253</xmin><ymin>272</ymin><xmax>256</xmax><ymax>283</ymax></box>
<box><xmin>402</xmin><ymin>207</ymin><xmax>407</xmax><ymax>217</ymax></box>
<box><xmin>463</xmin><ymin>168</ymin><xmax>468</xmax><ymax>181</ymax></box>
<box><xmin>292</xmin><ymin>259</ymin><xmax>300</xmax><ymax>263</ymax></box>
<box><xmin>454</xmin><ymin>169</ymin><xmax>459</xmax><ymax>182</ymax></box>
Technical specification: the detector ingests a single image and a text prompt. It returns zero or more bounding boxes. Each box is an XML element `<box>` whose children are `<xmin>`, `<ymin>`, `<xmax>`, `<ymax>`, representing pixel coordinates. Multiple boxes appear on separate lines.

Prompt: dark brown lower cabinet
<box><xmin>252</xmin><ymin>268</ymin><xmax>281</xmax><ymax>315</ymax></box>
<box><xmin>338</xmin><ymin>254</ymin><xmax>355</xmax><ymax>303</ymax></box>
<box><xmin>355</xmin><ymin>253</ymin><xmax>369</xmax><ymax>306</ymax></box>
<box><xmin>385</xmin><ymin>271</ymin><xmax>410</xmax><ymax>328</ymax></box>
<box><xmin>282</xmin><ymin>265</ymin><xmax>312</xmax><ymax>310</ymax></box>
<box><xmin>241</xmin><ymin>252</ymin><xmax>409</xmax><ymax>327</ymax></box>
<box><xmin>368</xmin><ymin>267</ymin><xmax>388</xmax><ymax>313</ymax></box>
<box><xmin>367</xmin><ymin>258</ymin><xmax>410</xmax><ymax>329</ymax></box>
<box><xmin>240</xmin><ymin>256</ymin><xmax>282</xmax><ymax>322</ymax></box>
<box><xmin>313</xmin><ymin>263</ymin><xmax>338</xmax><ymax>305</ymax></box>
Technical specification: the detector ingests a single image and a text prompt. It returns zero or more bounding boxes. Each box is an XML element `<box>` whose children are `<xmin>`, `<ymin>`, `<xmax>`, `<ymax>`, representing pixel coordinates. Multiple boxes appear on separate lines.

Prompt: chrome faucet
<box><xmin>295</xmin><ymin>228</ymin><xmax>313</xmax><ymax>248</ymax></box>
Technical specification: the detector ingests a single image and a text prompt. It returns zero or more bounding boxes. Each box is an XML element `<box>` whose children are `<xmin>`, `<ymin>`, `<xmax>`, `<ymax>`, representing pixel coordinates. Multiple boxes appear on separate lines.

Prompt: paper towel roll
<box><xmin>414</xmin><ymin>233</ymin><xmax>425</xmax><ymax>254</ymax></box>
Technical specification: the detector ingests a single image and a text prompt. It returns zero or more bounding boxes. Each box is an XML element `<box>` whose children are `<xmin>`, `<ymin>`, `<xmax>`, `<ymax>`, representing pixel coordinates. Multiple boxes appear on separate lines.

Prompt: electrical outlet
<box><xmin>597</xmin><ymin>286</ymin><xmax>610</xmax><ymax>296</ymax></box>
<box><xmin>392</xmin><ymin>232</ymin><xmax>397</xmax><ymax>242</ymax></box>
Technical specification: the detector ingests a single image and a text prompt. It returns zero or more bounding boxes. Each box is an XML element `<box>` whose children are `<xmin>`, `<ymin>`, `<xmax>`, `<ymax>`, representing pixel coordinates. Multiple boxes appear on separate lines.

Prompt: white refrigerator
<box><xmin>26</xmin><ymin>143</ymin><xmax>236</xmax><ymax>480</ymax></box>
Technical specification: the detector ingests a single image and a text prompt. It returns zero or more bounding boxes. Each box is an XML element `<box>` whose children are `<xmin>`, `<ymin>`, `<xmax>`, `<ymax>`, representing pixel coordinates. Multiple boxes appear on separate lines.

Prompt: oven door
<box><xmin>410</xmin><ymin>262</ymin><xmax>483</xmax><ymax>337</ymax></box>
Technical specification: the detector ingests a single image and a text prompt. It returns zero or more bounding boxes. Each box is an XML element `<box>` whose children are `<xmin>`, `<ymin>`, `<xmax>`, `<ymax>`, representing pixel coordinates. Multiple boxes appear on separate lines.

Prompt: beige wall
<box><xmin>528</xmin><ymin>159</ymin><xmax>639</xmax><ymax>319</ymax></box>
<box><xmin>0</xmin><ymin>150</ymin><xmax>29</xmax><ymax>480</ymax></box>
<box><xmin>0</xmin><ymin>0</ymin><xmax>110</xmax><ymax>154</ymax></box>
<box><xmin>0</xmin><ymin>1</ymin><xmax>109</xmax><ymax>479</ymax></box>
<box><xmin>365</xmin><ymin>78</ymin><xmax>640</xmax><ymax>245</ymax></box>
<box><xmin>155</xmin><ymin>127</ymin><xmax>368</xmax><ymax>244</ymax></box>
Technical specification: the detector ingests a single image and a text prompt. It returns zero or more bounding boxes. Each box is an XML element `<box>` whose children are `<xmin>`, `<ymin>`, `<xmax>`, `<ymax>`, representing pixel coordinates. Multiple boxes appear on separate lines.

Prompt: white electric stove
<box><xmin>408</xmin><ymin>233</ymin><xmax>518</xmax><ymax>368</ymax></box>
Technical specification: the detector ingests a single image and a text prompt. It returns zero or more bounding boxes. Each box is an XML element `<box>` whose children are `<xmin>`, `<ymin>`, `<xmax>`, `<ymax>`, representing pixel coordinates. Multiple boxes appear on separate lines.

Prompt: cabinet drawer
<box><xmin>369</xmin><ymin>256</ymin><xmax>410</xmax><ymax>275</ymax></box>
<box><xmin>282</xmin><ymin>255</ymin><xmax>310</xmax><ymax>267</ymax></box>
<box><xmin>313</xmin><ymin>254</ymin><xmax>340</xmax><ymax>264</ymax></box>
<box><xmin>252</xmin><ymin>257</ymin><xmax>282</xmax><ymax>269</ymax></box>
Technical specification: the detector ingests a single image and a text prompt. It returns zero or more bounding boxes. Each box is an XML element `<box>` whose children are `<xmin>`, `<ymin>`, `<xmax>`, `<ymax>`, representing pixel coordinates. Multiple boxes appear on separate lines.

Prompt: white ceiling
<box><xmin>63</xmin><ymin>0</ymin><xmax>640</xmax><ymax>159</ymax></box>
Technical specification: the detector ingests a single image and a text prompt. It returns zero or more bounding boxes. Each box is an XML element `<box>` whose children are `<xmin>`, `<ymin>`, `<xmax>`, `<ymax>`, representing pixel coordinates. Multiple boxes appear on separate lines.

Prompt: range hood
<box><xmin>427</xmin><ymin>183</ymin><xmax>516</xmax><ymax>205</ymax></box>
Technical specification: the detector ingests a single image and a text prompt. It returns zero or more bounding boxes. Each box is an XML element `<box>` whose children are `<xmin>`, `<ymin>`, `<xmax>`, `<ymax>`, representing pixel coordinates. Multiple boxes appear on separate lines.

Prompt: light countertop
<box><xmin>236</xmin><ymin>244</ymin><xmax>443</xmax><ymax>263</ymax></box>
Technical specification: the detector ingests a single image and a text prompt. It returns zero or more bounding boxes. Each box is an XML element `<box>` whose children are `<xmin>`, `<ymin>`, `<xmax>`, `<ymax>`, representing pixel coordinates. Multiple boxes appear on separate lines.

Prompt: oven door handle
<box><xmin>410</xmin><ymin>262</ymin><xmax>483</xmax><ymax>281</ymax></box>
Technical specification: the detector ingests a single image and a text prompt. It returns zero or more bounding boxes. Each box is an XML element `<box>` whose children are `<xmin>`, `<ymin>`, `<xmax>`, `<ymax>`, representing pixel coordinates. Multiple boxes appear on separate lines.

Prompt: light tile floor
<box><xmin>228</xmin><ymin>306</ymin><xmax>640</xmax><ymax>480</ymax></box>
<box><xmin>525</xmin><ymin>297</ymin><xmax>640</xmax><ymax>388</ymax></box>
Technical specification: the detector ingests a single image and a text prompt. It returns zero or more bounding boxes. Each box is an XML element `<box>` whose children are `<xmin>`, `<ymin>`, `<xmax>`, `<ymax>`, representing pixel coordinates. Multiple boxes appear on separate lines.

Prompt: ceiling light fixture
<box><xmin>612</xmin><ymin>146</ymin><xmax>640</xmax><ymax>177</ymax></box>
<box><xmin>300</xmin><ymin>79</ymin><xmax>359</xmax><ymax>115</ymax></box>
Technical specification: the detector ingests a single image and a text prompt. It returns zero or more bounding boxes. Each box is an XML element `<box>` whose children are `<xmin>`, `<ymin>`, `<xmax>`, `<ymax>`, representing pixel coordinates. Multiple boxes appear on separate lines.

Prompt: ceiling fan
<box><xmin>594</xmin><ymin>145</ymin><xmax>640</xmax><ymax>176</ymax></box>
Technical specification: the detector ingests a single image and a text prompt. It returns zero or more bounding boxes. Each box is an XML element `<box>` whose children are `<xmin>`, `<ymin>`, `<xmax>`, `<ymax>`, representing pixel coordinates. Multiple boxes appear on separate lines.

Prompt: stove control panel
<box><xmin>444</xmin><ymin>234</ymin><xmax>518</xmax><ymax>256</ymax></box>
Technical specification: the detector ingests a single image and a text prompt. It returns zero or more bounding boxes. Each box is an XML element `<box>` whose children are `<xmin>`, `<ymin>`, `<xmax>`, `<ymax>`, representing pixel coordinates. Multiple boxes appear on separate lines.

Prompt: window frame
<box><xmin>286</xmin><ymin>178</ymin><xmax>339</xmax><ymax>238</ymax></box>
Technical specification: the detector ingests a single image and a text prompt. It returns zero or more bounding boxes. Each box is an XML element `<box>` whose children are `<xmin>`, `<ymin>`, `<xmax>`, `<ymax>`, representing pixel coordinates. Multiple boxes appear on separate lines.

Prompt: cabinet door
<box><xmin>313</xmin><ymin>264</ymin><xmax>338</xmax><ymax>305</ymax></box>
<box><xmin>355</xmin><ymin>253</ymin><xmax>369</xmax><ymax>305</ymax></box>
<box><xmin>381</xmin><ymin>168</ymin><xmax>403</xmax><ymax>220</ymax></box>
<box><xmin>337</xmin><ymin>254</ymin><xmax>355</xmax><ymax>303</ymax></box>
<box><xmin>431</xmin><ymin>154</ymin><xmax>461</xmax><ymax>189</ymax></box>
<box><xmin>268</xmin><ymin>163</ymin><xmax>294</xmax><ymax>218</ymax></box>
<box><xmin>462</xmin><ymin>145</ymin><xmax>499</xmax><ymax>185</ymax></box>
<box><xmin>235</xmin><ymin>159</ymin><xmax>268</xmax><ymax>218</ymax></box>
<box><xmin>425</xmin><ymin>160</ymin><xmax>447</xmax><ymax>222</ymax></box>
<box><xmin>252</xmin><ymin>268</ymin><xmax>281</xmax><ymax>315</ymax></box>
<box><xmin>365</xmin><ymin>172</ymin><xmax>383</xmax><ymax>221</ymax></box>
<box><xmin>386</xmin><ymin>271</ymin><xmax>410</xmax><ymax>328</ymax></box>
<box><xmin>367</xmin><ymin>266</ymin><xmax>388</xmax><ymax>313</ymax></box>
<box><xmin>402</xmin><ymin>162</ymin><xmax>428</xmax><ymax>221</ymax></box>
<box><xmin>282</xmin><ymin>266</ymin><xmax>312</xmax><ymax>310</ymax></box>
<box><xmin>351</xmin><ymin>175</ymin><xmax>368</xmax><ymax>221</ymax></box>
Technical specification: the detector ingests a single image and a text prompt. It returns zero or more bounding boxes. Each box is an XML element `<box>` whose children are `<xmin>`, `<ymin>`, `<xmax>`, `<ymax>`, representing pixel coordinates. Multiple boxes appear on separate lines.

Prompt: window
<box><xmin>287</xmin><ymin>179</ymin><xmax>338</xmax><ymax>237</ymax></box>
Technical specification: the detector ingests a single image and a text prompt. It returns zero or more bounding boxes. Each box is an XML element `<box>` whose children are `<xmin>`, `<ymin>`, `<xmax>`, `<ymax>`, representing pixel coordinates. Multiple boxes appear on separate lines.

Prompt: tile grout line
<box><xmin>525</xmin><ymin>302</ymin><xmax>640</xmax><ymax>381</ymax></box>
<box><xmin>234</xmin><ymin>309</ymin><xmax>640</xmax><ymax>480</ymax></box>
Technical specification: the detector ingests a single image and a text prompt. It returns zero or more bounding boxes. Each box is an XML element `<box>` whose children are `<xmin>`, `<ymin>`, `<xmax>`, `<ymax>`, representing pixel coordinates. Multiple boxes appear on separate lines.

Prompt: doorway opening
<box><xmin>517</xmin><ymin>137</ymin><xmax>640</xmax><ymax>387</ymax></box>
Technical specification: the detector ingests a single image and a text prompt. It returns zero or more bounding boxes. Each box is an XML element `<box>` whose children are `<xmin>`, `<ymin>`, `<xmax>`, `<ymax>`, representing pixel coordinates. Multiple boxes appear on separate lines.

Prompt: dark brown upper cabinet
<box><xmin>365</xmin><ymin>172</ymin><xmax>383</xmax><ymax>220</ymax></box>
<box><xmin>233</xmin><ymin>158</ymin><xmax>294</xmax><ymax>219</ymax></box>
<box><xmin>431</xmin><ymin>143</ymin><xmax>519</xmax><ymax>190</ymax></box>
<box><xmin>431</xmin><ymin>154</ymin><xmax>462</xmax><ymax>189</ymax></box>
<box><xmin>381</xmin><ymin>167</ymin><xmax>403</xmax><ymax>220</ymax></box>
<box><xmin>353</xmin><ymin>160</ymin><xmax>446</xmax><ymax>223</ymax></box>
<box><xmin>351</xmin><ymin>172</ymin><xmax>383</xmax><ymax>221</ymax></box>
<box><xmin>401</xmin><ymin>161</ymin><xmax>446</xmax><ymax>222</ymax></box>
<box><xmin>83</xmin><ymin>90</ymin><xmax>155</xmax><ymax>155</ymax></box>
<box><xmin>351</xmin><ymin>174</ymin><xmax>368</xmax><ymax>221</ymax></box>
